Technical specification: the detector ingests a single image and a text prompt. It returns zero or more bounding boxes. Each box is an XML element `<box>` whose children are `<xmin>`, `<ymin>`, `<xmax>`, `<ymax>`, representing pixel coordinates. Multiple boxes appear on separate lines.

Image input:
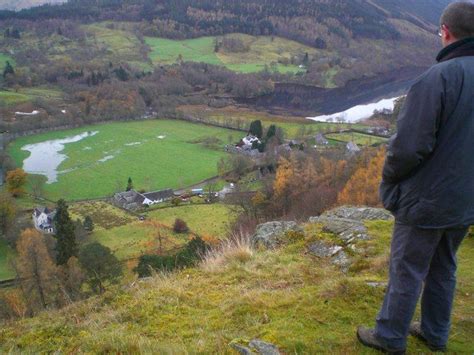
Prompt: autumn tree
<box><xmin>0</xmin><ymin>192</ymin><xmax>16</xmax><ymax>235</ymax></box>
<box><xmin>145</xmin><ymin>220</ymin><xmax>171</xmax><ymax>254</ymax></box>
<box><xmin>54</xmin><ymin>199</ymin><xmax>77</xmax><ymax>265</ymax></box>
<box><xmin>57</xmin><ymin>256</ymin><xmax>85</xmax><ymax>302</ymax></box>
<box><xmin>15</xmin><ymin>229</ymin><xmax>59</xmax><ymax>313</ymax></box>
<box><xmin>337</xmin><ymin>147</ymin><xmax>385</xmax><ymax>206</ymax></box>
<box><xmin>273</xmin><ymin>156</ymin><xmax>297</xmax><ymax>214</ymax></box>
<box><xmin>6</xmin><ymin>168</ymin><xmax>27</xmax><ymax>197</ymax></box>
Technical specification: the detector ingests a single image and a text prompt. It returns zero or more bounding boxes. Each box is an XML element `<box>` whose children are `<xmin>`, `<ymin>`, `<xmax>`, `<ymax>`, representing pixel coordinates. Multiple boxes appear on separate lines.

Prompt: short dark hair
<box><xmin>441</xmin><ymin>2</ymin><xmax>474</xmax><ymax>39</ymax></box>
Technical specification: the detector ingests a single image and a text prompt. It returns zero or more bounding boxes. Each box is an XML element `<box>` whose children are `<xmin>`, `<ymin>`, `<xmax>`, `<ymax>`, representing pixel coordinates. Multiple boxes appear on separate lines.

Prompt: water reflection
<box><xmin>21</xmin><ymin>131</ymin><xmax>99</xmax><ymax>184</ymax></box>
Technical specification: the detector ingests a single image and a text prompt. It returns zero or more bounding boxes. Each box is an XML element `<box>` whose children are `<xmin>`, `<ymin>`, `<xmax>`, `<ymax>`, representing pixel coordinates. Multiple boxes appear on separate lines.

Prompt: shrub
<box><xmin>135</xmin><ymin>236</ymin><xmax>208</xmax><ymax>277</ymax></box>
<box><xmin>173</xmin><ymin>218</ymin><xmax>189</xmax><ymax>233</ymax></box>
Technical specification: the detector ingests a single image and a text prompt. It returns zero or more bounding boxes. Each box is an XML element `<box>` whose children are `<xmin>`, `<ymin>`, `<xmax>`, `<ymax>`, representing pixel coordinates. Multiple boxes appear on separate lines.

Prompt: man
<box><xmin>357</xmin><ymin>2</ymin><xmax>474</xmax><ymax>354</ymax></box>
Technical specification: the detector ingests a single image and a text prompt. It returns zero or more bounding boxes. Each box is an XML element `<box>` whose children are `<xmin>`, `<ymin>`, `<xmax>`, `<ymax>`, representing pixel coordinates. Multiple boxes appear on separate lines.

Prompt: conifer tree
<box><xmin>54</xmin><ymin>199</ymin><xmax>77</xmax><ymax>266</ymax></box>
<box><xmin>3</xmin><ymin>61</ymin><xmax>14</xmax><ymax>78</ymax></box>
<box><xmin>126</xmin><ymin>177</ymin><xmax>133</xmax><ymax>191</ymax></box>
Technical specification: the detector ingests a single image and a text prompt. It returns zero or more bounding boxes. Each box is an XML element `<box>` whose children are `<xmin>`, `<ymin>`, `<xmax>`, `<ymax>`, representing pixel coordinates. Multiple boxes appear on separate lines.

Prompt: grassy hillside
<box><xmin>146</xmin><ymin>34</ymin><xmax>316</xmax><ymax>74</ymax></box>
<box><xmin>8</xmin><ymin>119</ymin><xmax>242</xmax><ymax>201</ymax></box>
<box><xmin>0</xmin><ymin>0</ymin><xmax>66</xmax><ymax>11</ymax></box>
<box><xmin>1</xmin><ymin>219</ymin><xmax>472</xmax><ymax>353</ymax></box>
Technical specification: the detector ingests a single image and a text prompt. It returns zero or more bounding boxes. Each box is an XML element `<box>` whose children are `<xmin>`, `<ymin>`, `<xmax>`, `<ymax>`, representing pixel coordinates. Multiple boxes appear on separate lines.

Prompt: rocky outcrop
<box><xmin>321</xmin><ymin>206</ymin><xmax>393</xmax><ymax>221</ymax></box>
<box><xmin>307</xmin><ymin>206</ymin><xmax>392</xmax><ymax>272</ymax></box>
<box><xmin>251</xmin><ymin>221</ymin><xmax>302</xmax><ymax>249</ymax></box>
<box><xmin>307</xmin><ymin>240</ymin><xmax>351</xmax><ymax>272</ymax></box>
<box><xmin>308</xmin><ymin>216</ymin><xmax>369</xmax><ymax>244</ymax></box>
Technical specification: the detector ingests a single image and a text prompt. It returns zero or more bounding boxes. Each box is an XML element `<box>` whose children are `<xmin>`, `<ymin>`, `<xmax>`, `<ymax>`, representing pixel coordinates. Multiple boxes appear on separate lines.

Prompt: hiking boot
<box><xmin>409</xmin><ymin>322</ymin><xmax>447</xmax><ymax>352</ymax></box>
<box><xmin>357</xmin><ymin>326</ymin><xmax>406</xmax><ymax>354</ymax></box>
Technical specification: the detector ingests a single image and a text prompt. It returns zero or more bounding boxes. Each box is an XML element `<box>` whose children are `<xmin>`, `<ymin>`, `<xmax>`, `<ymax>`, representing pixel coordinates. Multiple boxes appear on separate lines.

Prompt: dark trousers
<box><xmin>375</xmin><ymin>222</ymin><xmax>468</xmax><ymax>349</ymax></box>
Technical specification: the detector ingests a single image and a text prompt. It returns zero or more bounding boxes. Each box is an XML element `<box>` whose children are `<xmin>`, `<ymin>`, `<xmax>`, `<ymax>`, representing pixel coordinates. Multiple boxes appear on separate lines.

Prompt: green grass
<box><xmin>0</xmin><ymin>52</ymin><xmax>15</xmax><ymax>72</ymax></box>
<box><xmin>147</xmin><ymin>204</ymin><xmax>237</xmax><ymax>238</ymax></box>
<box><xmin>177</xmin><ymin>105</ymin><xmax>368</xmax><ymax>139</ymax></box>
<box><xmin>0</xmin><ymin>239</ymin><xmax>15</xmax><ymax>281</ymax></box>
<box><xmin>83</xmin><ymin>23</ymin><xmax>152</xmax><ymax>70</ymax></box>
<box><xmin>8</xmin><ymin>119</ymin><xmax>242</xmax><ymax>201</ymax></box>
<box><xmin>145</xmin><ymin>34</ymin><xmax>317</xmax><ymax>74</ymax></box>
<box><xmin>0</xmin><ymin>87</ymin><xmax>63</xmax><ymax>107</ymax></box>
<box><xmin>0</xmin><ymin>219</ymin><xmax>472</xmax><ymax>353</ymax></box>
<box><xmin>326</xmin><ymin>132</ymin><xmax>388</xmax><ymax>146</ymax></box>
<box><xmin>69</xmin><ymin>202</ymin><xmax>237</xmax><ymax>261</ymax></box>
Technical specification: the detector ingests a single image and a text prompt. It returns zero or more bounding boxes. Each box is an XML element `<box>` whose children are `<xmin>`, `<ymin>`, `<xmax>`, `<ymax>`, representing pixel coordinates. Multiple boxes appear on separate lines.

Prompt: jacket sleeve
<box><xmin>382</xmin><ymin>69</ymin><xmax>445</xmax><ymax>184</ymax></box>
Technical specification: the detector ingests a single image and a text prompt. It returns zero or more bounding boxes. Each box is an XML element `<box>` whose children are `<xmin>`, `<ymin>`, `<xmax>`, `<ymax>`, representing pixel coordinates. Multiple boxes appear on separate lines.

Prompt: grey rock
<box><xmin>321</xmin><ymin>206</ymin><xmax>393</xmax><ymax>221</ymax></box>
<box><xmin>231</xmin><ymin>343</ymin><xmax>254</xmax><ymax>355</ymax></box>
<box><xmin>308</xmin><ymin>241</ymin><xmax>352</xmax><ymax>272</ymax></box>
<box><xmin>332</xmin><ymin>250</ymin><xmax>351</xmax><ymax>272</ymax></box>
<box><xmin>308</xmin><ymin>241</ymin><xmax>343</xmax><ymax>258</ymax></box>
<box><xmin>252</xmin><ymin>221</ymin><xmax>301</xmax><ymax>249</ymax></box>
<box><xmin>309</xmin><ymin>216</ymin><xmax>370</xmax><ymax>243</ymax></box>
<box><xmin>249</xmin><ymin>339</ymin><xmax>280</xmax><ymax>355</ymax></box>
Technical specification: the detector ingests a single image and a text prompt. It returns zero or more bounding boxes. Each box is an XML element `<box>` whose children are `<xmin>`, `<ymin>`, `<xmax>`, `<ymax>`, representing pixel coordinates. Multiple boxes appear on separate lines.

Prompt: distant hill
<box><xmin>0</xmin><ymin>0</ymin><xmax>67</xmax><ymax>11</ymax></box>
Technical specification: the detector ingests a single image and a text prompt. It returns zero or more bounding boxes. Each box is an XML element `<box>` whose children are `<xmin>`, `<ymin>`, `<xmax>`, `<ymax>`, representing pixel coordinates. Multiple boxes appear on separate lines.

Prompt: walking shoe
<box><xmin>409</xmin><ymin>322</ymin><xmax>447</xmax><ymax>352</ymax></box>
<box><xmin>357</xmin><ymin>326</ymin><xmax>406</xmax><ymax>354</ymax></box>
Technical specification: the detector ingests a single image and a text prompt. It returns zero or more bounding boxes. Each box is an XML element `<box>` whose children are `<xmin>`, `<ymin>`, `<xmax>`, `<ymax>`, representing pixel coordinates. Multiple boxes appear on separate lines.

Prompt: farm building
<box><xmin>33</xmin><ymin>207</ymin><xmax>56</xmax><ymax>234</ymax></box>
<box><xmin>237</xmin><ymin>134</ymin><xmax>261</xmax><ymax>151</ymax></box>
<box><xmin>113</xmin><ymin>189</ymin><xmax>175</xmax><ymax>210</ymax></box>
<box><xmin>346</xmin><ymin>141</ymin><xmax>361</xmax><ymax>154</ymax></box>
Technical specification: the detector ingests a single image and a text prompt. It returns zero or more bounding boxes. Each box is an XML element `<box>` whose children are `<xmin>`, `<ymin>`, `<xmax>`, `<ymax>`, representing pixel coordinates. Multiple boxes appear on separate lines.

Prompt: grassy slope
<box><xmin>0</xmin><ymin>220</ymin><xmax>472</xmax><ymax>353</ymax></box>
<box><xmin>8</xmin><ymin>119</ymin><xmax>242</xmax><ymax>201</ymax></box>
<box><xmin>0</xmin><ymin>87</ymin><xmax>63</xmax><ymax>106</ymax></box>
<box><xmin>0</xmin><ymin>239</ymin><xmax>15</xmax><ymax>281</ymax></box>
<box><xmin>147</xmin><ymin>204</ymin><xmax>237</xmax><ymax>238</ymax></box>
<box><xmin>146</xmin><ymin>34</ymin><xmax>318</xmax><ymax>74</ymax></box>
<box><xmin>82</xmin><ymin>23</ymin><xmax>151</xmax><ymax>70</ymax></box>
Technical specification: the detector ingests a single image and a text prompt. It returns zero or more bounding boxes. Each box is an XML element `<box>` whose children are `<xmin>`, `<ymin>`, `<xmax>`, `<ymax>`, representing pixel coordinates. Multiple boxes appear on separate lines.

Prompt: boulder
<box><xmin>321</xmin><ymin>206</ymin><xmax>393</xmax><ymax>221</ymax></box>
<box><xmin>252</xmin><ymin>221</ymin><xmax>301</xmax><ymax>249</ymax></box>
<box><xmin>308</xmin><ymin>241</ymin><xmax>351</xmax><ymax>272</ymax></box>
<box><xmin>230</xmin><ymin>339</ymin><xmax>280</xmax><ymax>355</ymax></box>
<box><xmin>308</xmin><ymin>216</ymin><xmax>369</xmax><ymax>243</ymax></box>
<box><xmin>249</xmin><ymin>340</ymin><xmax>280</xmax><ymax>355</ymax></box>
<box><xmin>308</xmin><ymin>241</ymin><xmax>343</xmax><ymax>258</ymax></box>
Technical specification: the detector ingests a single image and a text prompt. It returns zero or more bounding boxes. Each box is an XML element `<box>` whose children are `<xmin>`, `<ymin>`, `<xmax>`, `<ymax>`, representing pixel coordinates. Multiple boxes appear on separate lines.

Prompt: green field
<box><xmin>147</xmin><ymin>204</ymin><xmax>237</xmax><ymax>238</ymax></box>
<box><xmin>326</xmin><ymin>132</ymin><xmax>388</xmax><ymax>146</ymax></box>
<box><xmin>146</xmin><ymin>34</ymin><xmax>317</xmax><ymax>74</ymax></box>
<box><xmin>83</xmin><ymin>23</ymin><xmax>152</xmax><ymax>70</ymax></box>
<box><xmin>9</xmin><ymin>119</ymin><xmax>242</xmax><ymax>201</ymax></box>
<box><xmin>0</xmin><ymin>239</ymin><xmax>15</xmax><ymax>281</ymax></box>
<box><xmin>69</xmin><ymin>201</ymin><xmax>237</xmax><ymax>261</ymax></box>
<box><xmin>0</xmin><ymin>52</ymin><xmax>15</xmax><ymax>72</ymax></box>
<box><xmin>178</xmin><ymin>105</ymin><xmax>368</xmax><ymax>139</ymax></box>
<box><xmin>0</xmin><ymin>87</ymin><xmax>63</xmax><ymax>107</ymax></box>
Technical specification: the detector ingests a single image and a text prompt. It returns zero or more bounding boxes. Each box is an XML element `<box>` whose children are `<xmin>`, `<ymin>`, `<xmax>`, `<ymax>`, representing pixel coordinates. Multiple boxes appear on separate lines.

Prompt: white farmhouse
<box><xmin>32</xmin><ymin>207</ymin><xmax>56</xmax><ymax>234</ymax></box>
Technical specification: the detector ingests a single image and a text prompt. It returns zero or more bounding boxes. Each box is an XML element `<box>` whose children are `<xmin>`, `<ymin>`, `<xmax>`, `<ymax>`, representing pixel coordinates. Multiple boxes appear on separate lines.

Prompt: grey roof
<box><xmin>143</xmin><ymin>189</ymin><xmax>174</xmax><ymax>201</ymax></box>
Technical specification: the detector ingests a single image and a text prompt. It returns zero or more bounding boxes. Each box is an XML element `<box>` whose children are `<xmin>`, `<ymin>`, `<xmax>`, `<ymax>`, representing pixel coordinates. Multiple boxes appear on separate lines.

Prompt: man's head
<box><xmin>440</xmin><ymin>1</ymin><xmax>474</xmax><ymax>47</ymax></box>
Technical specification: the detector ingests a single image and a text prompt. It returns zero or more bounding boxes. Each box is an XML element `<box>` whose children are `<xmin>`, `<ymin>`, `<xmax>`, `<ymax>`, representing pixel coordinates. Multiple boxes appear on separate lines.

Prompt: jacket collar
<box><xmin>436</xmin><ymin>37</ymin><xmax>474</xmax><ymax>63</ymax></box>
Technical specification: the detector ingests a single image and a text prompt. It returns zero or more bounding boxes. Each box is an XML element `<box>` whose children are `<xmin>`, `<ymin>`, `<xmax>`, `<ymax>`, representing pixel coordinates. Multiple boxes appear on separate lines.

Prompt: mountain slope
<box><xmin>0</xmin><ymin>0</ymin><xmax>67</xmax><ymax>11</ymax></box>
<box><xmin>1</xmin><ymin>217</ymin><xmax>472</xmax><ymax>353</ymax></box>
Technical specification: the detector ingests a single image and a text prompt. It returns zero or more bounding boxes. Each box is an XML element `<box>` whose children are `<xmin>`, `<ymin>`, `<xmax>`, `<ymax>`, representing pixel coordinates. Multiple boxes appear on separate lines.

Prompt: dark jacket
<box><xmin>380</xmin><ymin>37</ymin><xmax>474</xmax><ymax>228</ymax></box>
